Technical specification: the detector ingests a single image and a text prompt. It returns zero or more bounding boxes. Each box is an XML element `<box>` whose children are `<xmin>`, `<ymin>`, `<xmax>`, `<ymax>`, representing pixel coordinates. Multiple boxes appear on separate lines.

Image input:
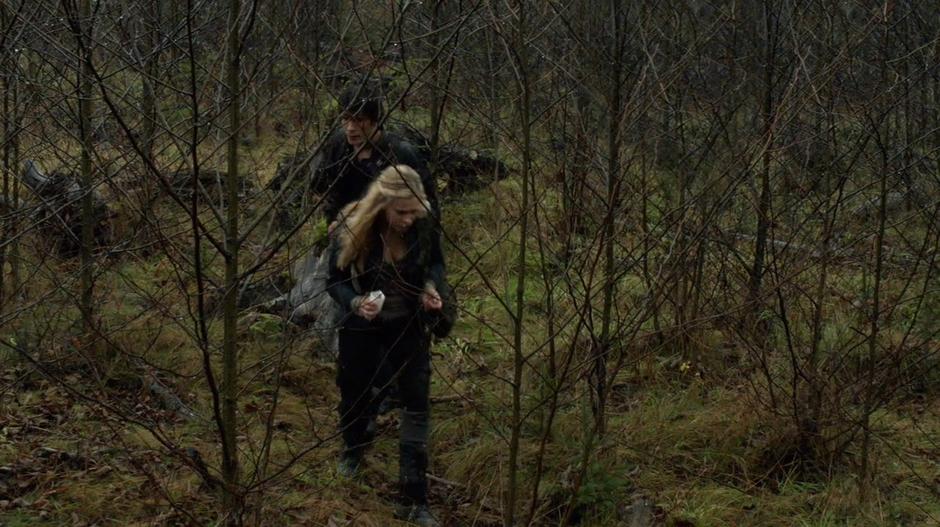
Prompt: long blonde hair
<box><xmin>336</xmin><ymin>164</ymin><xmax>431</xmax><ymax>271</ymax></box>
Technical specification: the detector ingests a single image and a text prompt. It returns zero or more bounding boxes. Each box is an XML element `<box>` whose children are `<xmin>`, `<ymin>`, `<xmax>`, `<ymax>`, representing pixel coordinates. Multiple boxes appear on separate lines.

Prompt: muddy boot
<box><xmin>337</xmin><ymin>448</ymin><xmax>363</xmax><ymax>478</ymax></box>
<box><xmin>398</xmin><ymin>410</ymin><xmax>431</xmax><ymax>520</ymax></box>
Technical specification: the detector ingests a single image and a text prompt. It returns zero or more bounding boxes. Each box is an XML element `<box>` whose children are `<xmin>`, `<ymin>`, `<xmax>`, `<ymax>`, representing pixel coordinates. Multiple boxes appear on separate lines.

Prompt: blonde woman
<box><xmin>327</xmin><ymin>164</ymin><xmax>444</xmax><ymax>526</ymax></box>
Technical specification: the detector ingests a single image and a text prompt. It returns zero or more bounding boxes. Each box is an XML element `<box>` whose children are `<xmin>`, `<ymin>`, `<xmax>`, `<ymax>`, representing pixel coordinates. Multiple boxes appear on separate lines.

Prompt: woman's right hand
<box><xmin>353</xmin><ymin>296</ymin><xmax>380</xmax><ymax>320</ymax></box>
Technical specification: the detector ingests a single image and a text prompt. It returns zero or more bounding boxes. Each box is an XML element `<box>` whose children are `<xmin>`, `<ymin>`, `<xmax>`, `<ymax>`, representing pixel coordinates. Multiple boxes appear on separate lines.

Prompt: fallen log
<box><xmin>167</xmin><ymin>168</ymin><xmax>255</xmax><ymax>202</ymax></box>
<box><xmin>390</xmin><ymin>120</ymin><xmax>510</xmax><ymax>194</ymax></box>
<box><xmin>728</xmin><ymin>231</ymin><xmax>922</xmax><ymax>268</ymax></box>
<box><xmin>20</xmin><ymin>160</ymin><xmax>113</xmax><ymax>257</ymax></box>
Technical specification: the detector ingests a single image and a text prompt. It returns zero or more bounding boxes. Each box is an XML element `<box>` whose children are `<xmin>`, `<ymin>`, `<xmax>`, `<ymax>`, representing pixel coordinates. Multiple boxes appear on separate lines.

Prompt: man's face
<box><xmin>342</xmin><ymin>113</ymin><xmax>378</xmax><ymax>149</ymax></box>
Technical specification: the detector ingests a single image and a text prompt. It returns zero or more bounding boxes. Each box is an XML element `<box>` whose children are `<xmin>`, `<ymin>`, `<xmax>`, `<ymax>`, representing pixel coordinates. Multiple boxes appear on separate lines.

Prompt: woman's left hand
<box><xmin>421</xmin><ymin>287</ymin><xmax>442</xmax><ymax>311</ymax></box>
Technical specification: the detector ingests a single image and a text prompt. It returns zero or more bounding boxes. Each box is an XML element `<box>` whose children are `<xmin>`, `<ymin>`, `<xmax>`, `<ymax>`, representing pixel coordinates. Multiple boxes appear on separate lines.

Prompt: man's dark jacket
<box><xmin>318</xmin><ymin>129</ymin><xmax>439</xmax><ymax>222</ymax></box>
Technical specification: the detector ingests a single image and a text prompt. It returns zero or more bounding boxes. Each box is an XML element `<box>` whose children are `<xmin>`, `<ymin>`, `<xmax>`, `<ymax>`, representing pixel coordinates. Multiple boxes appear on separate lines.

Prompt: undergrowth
<box><xmin>2</xmin><ymin>121</ymin><xmax>940</xmax><ymax>527</ymax></box>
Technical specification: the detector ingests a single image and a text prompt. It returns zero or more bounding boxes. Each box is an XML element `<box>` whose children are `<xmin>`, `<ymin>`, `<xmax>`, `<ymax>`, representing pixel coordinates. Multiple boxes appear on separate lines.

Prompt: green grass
<box><xmin>4</xmin><ymin>110</ymin><xmax>940</xmax><ymax>527</ymax></box>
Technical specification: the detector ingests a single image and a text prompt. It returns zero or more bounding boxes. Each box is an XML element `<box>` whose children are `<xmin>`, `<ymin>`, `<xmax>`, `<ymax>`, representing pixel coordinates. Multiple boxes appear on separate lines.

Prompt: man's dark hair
<box><xmin>339</xmin><ymin>79</ymin><xmax>385</xmax><ymax>123</ymax></box>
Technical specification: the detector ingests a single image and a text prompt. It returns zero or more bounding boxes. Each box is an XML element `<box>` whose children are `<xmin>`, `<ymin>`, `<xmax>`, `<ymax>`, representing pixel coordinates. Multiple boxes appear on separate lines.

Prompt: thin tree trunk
<box><xmin>1</xmin><ymin>43</ymin><xmax>10</xmax><ymax>308</ymax></box>
<box><xmin>141</xmin><ymin>0</ymin><xmax>160</xmax><ymax>163</ymax></box>
<box><xmin>222</xmin><ymin>0</ymin><xmax>242</xmax><ymax>520</ymax></box>
<box><xmin>860</xmin><ymin>134</ymin><xmax>888</xmax><ymax>503</ymax></box>
<box><xmin>860</xmin><ymin>10</ymin><xmax>892</xmax><ymax>502</ymax></box>
<box><xmin>428</xmin><ymin>1</ymin><xmax>459</xmax><ymax>178</ymax></box>
<box><xmin>484</xmin><ymin>0</ymin><xmax>501</xmax><ymax>153</ymax></box>
<box><xmin>594</xmin><ymin>0</ymin><xmax>625</xmax><ymax>436</ymax></box>
<box><xmin>638</xmin><ymin>101</ymin><xmax>662</xmax><ymax>344</ymax></box>
<box><xmin>8</xmin><ymin>63</ymin><xmax>19</xmax><ymax>296</ymax></box>
<box><xmin>427</xmin><ymin>0</ymin><xmax>443</xmax><ymax>155</ymax></box>
<box><xmin>77</xmin><ymin>0</ymin><xmax>96</xmax><ymax>337</ymax></box>
<box><xmin>524</xmin><ymin>136</ymin><xmax>562</xmax><ymax>527</ymax></box>
<box><xmin>670</xmin><ymin>82</ymin><xmax>690</xmax><ymax>357</ymax></box>
<box><xmin>505</xmin><ymin>1</ymin><xmax>530</xmax><ymax>523</ymax></box>
<box><xmin>182</xmin><ymin>0</ymin><xmax>230</xmax><ymax>519</ymax></box>
<box><xmin>748</xmin><ymin>0</ymin><xmax>776</xmax><ymax>311</ymax></box>
<box><xmin>804</xmin><ymin>63</ymin><xmax>848</xmax><ymax>460</ymax></box>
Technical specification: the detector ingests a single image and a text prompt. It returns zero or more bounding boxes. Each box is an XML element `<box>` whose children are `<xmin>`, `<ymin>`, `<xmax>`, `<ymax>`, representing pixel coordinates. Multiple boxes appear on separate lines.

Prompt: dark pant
<box><xmin>337</xmin><ymin>316</ymin><xmax>431</xmax><ymax>503</ymax></box>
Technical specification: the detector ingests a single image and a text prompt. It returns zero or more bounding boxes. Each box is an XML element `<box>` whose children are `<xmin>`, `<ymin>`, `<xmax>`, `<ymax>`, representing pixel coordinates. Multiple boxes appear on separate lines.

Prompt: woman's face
<box><xmin>384</xmin><ymin>197</ymin><xmax>424</xmax><ymax>233</ymax></box>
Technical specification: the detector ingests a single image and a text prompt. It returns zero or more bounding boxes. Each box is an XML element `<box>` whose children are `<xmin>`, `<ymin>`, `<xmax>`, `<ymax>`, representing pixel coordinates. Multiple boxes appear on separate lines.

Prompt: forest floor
<box><xmin>2</xmin><ymin>135</ymin><xmax>940</xmax><ymax>527</ymax></box>
<box><xmin>4</xmin><ymin>338</ymin><xmax>940</xmax><ymax>526</ymax></box>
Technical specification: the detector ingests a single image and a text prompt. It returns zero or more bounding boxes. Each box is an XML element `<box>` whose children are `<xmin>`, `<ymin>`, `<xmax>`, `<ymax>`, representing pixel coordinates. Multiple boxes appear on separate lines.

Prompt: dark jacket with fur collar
<box><xmin>326</xmin><ymin>217</ymin><xmax>445</xmax><ymax>319</ymax></box>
